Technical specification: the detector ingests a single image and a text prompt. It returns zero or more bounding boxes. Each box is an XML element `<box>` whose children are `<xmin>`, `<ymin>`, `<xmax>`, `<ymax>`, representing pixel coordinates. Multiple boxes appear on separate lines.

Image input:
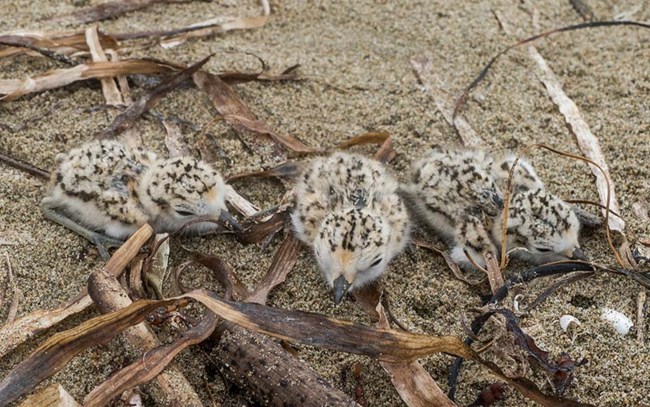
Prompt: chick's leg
<box><xmin>41</xmin><ymin>197</ymin><xmax>125</xmax><ymax>259</ymax></box>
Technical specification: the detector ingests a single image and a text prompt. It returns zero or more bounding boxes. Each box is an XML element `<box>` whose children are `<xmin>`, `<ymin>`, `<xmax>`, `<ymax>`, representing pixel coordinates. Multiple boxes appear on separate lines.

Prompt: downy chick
<box><xmin>42</xmin><ymin>140</ymin><xmax>235</xmax><ymax>258</ymax></box>
<box><xmin>292</xmin><ymin>152</ymin><xmax>410</xmax><ymax>304</ymax></box>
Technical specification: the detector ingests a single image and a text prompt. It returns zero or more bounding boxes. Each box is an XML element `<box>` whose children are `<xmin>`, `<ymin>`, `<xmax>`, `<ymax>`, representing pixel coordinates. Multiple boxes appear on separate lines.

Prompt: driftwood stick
<box><xmin>213</xmin><ymin>324</ymin><xmax>359</xmax><ymax>406</ymax></box>
<box><xmin>87</xmin><ymin>225</ymin><xmax>203</xmax><ymax>407</ymax></box>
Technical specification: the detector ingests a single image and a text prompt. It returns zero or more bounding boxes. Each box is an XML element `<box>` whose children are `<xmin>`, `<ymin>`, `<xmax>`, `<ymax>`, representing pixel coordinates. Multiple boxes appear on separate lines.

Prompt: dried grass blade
<box><xmin>95</xmin><ymin>54</ymin><xmax>212</xmax><ymax>138</ymax></box>
<box><xmin>193</xmin><ymin>71</ymin><xmax>319</xmax><ymax>156</ymax></box>
<box><xmin>374</xmin><ymin>135</ymin><xmax>396</xmax><ymax>164</ymax></box>
<box><xmin>0</xmin><ymin>60</ymin><xmax>176</xmax><ymax>101</ymax></box>
<box><xmin>83</xmin><ymin>312</ymin><xmax>218</xmax><ymax>407</ymax></box>
<box><xmin>86</xmin><ymin>26</ymin><xmax>123</xmax><ymax>105</ymax></box>
<box><xmin>412</xmin><ymin>236</ymin><xmax>485</xmax><ymax>285</ymax></box>
<box><xmin>195</xmin><ymin>255</ymin><xmax>249</xmax><ymax>301</ymax></box>
<box><xmin>411</xmin><ymin>55</ymin><xmax>481</xmax><ymax>146</ymax></box>
<box><xmin>247</xmin><ymin>234</ymin><xmax>301</xmax><ymax>304</ymax></box>
<box><xmin>362</xmin><ymin>292</ymin><xmax>457</xmax><ymax>407</ymax></box>
<box><xmin>225</xmin><ymin>184</ymin><xmax>260</xmax><ymax>218</ymax></box>
<box><xmin>528</xmin><ymin>47</ymin><xmax>625</xmax><ymax>233</ymax></box>
<box><xmin>219</xmin><ymin>63</ymin><xmax>301</xmax><ymax>84</ymax></box>
<box><xmin>159</xmin><ymin>0</ymin><xmax>270</xmax><ymax>48</ymax></box>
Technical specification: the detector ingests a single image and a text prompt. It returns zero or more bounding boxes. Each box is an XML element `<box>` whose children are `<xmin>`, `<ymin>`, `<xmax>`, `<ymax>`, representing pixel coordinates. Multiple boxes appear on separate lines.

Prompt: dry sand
<box><xmin>1</xmin><ymin>0</ymin><xmax>649</xmax><ymax>406</ymax></box>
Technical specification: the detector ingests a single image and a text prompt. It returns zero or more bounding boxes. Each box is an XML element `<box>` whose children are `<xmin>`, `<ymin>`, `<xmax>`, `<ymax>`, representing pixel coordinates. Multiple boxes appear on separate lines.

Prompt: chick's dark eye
<box><xmin>370</xmin><ymin>258</ymin><xmax>382</xmax><ymax>267</ymax></box>
<box><xmin>175</xmin><ymin>209</ymin><xmax>194</xmax><ymax>217</ymax></box>
<box><xmin>536</xmin><ymin>247</ymin><xmax>552</xmax><ymax>253</ymax></box>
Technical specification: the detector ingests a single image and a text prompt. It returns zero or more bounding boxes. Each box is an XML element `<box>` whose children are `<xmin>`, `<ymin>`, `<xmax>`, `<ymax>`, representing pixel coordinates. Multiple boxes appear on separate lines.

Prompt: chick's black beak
<box><xmin>333</xmin><ymin>275</ymin><xmax>350</xmax><ymax>306</ymax></box>
<box><xmin>219</xmin><ymin>211</ymin><xmax>242</xmax><ymax>232</ymax></box>
<box><xmin>570</xmin><ymin>247</ymin><xmax>588</xmax><ymax>261</ymax></box>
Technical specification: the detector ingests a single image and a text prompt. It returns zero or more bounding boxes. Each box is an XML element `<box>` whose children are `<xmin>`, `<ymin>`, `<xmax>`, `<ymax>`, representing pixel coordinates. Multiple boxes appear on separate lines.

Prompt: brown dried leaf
<box><xmin>0</xmin><ymin>59</ymin><xmax>176</xmax><ymax>101</ymax></box>
<box><xmin>227</xmin><ymin>161</ymin><xmax>303</xmax><ymax>182</ymax></box>
<box><xmin>83</xmin><ymin>312</ymin><xmax>218</xmax><ymax>407</ymax></box>
<box><xmin>337</xmin><ymin>131</ymin><xmax>390</xmax><ymax>149</ymax></box>
<box><xmin>195</xmin><ymin>255</ymin><xmax>249</xmax><ymax>301</ymax></box>
<box><xmin>95</xmin><ymin>54</ymin><xmax>212</xmax><ymax>138</ymax></box>
<box><xmin>236</xmin><ymin>210</ymin><xmax>290</xmax><ymax>245</ymax></box>
<box><xmin>0</xmin><ymin>225</ymin><xmax>152</xmax><ymax>359</ymax></box>
<box><xmin>247</xmin><ymin>234</ymin><xmax>301</xmax><ymax>304</ymax></box>
<box><xmin>0</xmin><ymin>287</ymin><xmax>593</xmax><ymax>407</ymax></box>
<box><xmin>374</xmin><ymin>135</ymin><xmax>396</xmax><ymax>164</ymax></box>
<box><xmin>193</xmin><ymin>70</ymin><xmax>319</xmax><ymax>157</ymax></box>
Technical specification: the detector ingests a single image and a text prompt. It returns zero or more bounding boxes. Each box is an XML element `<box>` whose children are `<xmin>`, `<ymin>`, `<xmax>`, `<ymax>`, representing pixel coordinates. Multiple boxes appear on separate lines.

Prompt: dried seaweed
<box><xmin>412</xmin><ymin>235</ymin><xmax>485</xmax><ymax>286</ymax></box>
<box><xmin>235</xmin><ymin>210</ymin><xmax>290</xmax><ymax>245</ymax></box>
<box><xmin>227</xmin><ymin>161</ymin><xmax>303</xmax><ymax>182</ymax></box>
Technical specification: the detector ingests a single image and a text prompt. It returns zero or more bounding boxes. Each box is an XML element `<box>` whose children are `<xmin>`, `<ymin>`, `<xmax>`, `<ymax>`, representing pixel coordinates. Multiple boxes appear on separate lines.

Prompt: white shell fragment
<box><xmin>601</xmin><ymin>308</ymin><xmax>634</xmax><ymax>336</ymax></box>
<box><xmin>559</xmin><ymin>315</ymin><xmax>581</xmax><ymax>332</ymax></box>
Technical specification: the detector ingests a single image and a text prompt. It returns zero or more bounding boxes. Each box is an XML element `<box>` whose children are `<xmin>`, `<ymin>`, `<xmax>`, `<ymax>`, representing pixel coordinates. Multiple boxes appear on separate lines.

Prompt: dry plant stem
<box><xmin>247</xmin><ymin>234</ymin><xmax>301</xmax><ymax>304</ymax></box>
<box><xmin>0</xmin><ymin>151</ymin><xmax>51</xmax><ymax>179</ymax></box>
<box><xmin>527</xmin><ymin>40</ymin><xmax>625</xmax><ymax>233</ymax></box>
<box><xmin>18</xmin><ymin>383</ymin><xmax>80</xmax><ymax>407</ymax></box>
<box><xmin>411</xmin><ymin>55</ymin><xmax>481</xmax><ymax>146</ymax></box>
<box><xmin>56</xmin><ymin>0</ymin><xmax>195</xmax><ymax>24</ymax></box>
<box><xmin>85</xmin><ymin>27</ymin><xmax>123</xmax><ymax>106</ymax></box>
<box><xmin>370</xmin><ymin>297</ymin><xmax>457</xmax><ymax>407</ymax></box>
<box><xmin>483</xmin><ymin>252</ymin><xmax>504</xmax><ymax>294</ymax></box>
<box><xmin>213</xmin><ymin>325</ymin><xmax>359</xmax><ymax>407</ymax></box>
<box><xmin>88</xmin><ymin>236</ymin><xmax>203</xmax><ymax>406</ymax></box>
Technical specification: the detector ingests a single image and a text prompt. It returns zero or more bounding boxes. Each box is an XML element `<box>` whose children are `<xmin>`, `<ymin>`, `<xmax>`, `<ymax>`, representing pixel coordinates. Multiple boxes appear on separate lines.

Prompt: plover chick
<box><xmin>404</xmin><ymin>146</ymin><xmax>585</xmax><ymax>269</ymax></box>
<box><xmin>42</xmin><ymin>140</ymin><xmax>235</xmax><ymax>259</ymax></box>
<box><xmin>292</xmin><ymin>152</ymin><xmax>410</xmax><ymax>304</ymax></box>
<box><xmin>401</xmin><ymin>146</ymin><xmax>504</xmax><ymax>247</ymax></box>
<box><xmin>493</xmin><ymin>185</ymin><xmax>586</xmax><ymax>265</ymax></box>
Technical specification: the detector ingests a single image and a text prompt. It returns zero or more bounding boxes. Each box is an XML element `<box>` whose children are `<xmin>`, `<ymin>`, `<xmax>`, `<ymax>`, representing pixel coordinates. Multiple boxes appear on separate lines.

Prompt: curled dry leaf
<box><xmin>236</xmin><ymin>210</ymin><xmax>290</xmax><ymax>245</ymax></box>
<box><xmin>247</xmin><ymin>234</ymin><xmax>301</xmax><ymax>304</ymax></box>
<box><xmin>193</xmin><ymin>70</ymin><xmax>319</xmax><ymax>159</ymax></box>
<box><xmin>411</xmin><ymin>235</ymin><xmax>485</xmax><ymax>285</ymax></box>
